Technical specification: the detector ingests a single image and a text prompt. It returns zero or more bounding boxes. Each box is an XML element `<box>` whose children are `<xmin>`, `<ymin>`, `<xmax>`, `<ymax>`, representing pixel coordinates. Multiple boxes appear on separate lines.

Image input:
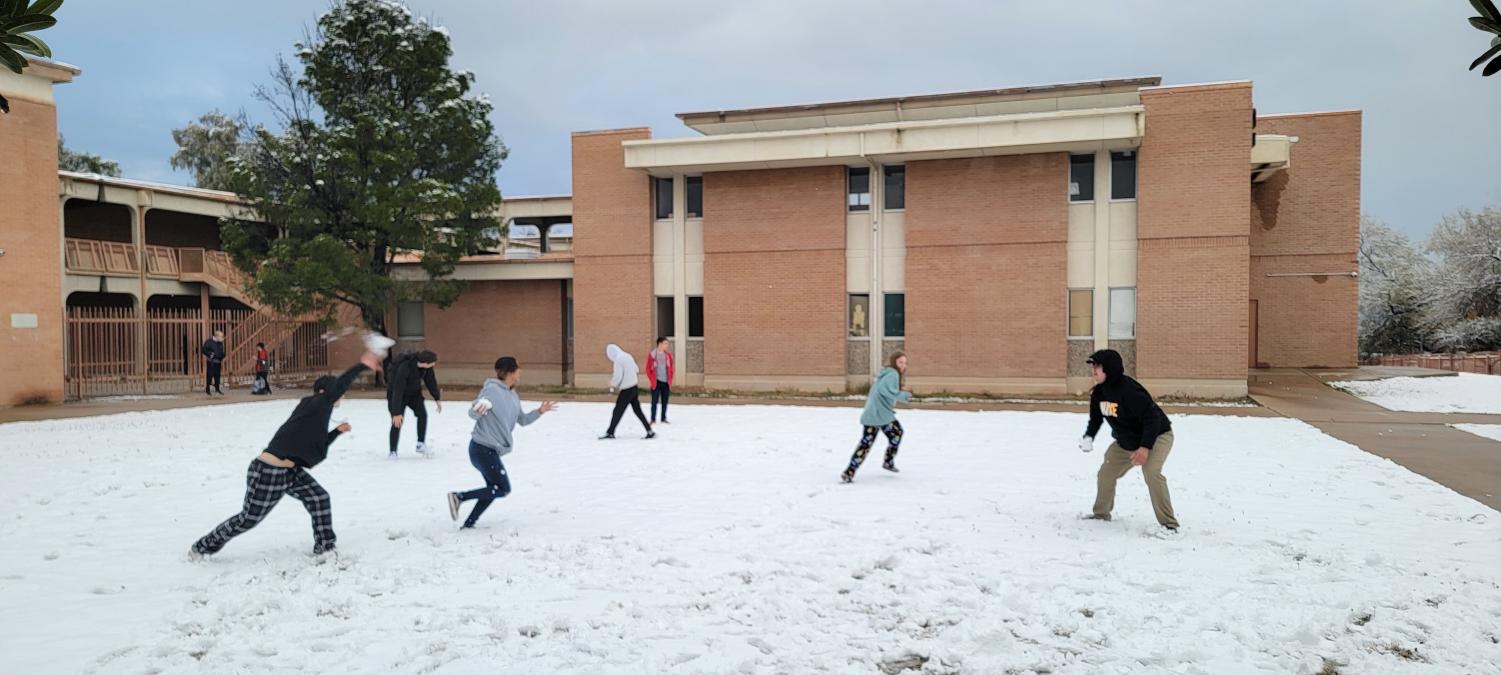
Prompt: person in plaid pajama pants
<box><xmin>192</xmin><ymin>339</ymin><xmax>389</xmax><ymax>558</ymax></box>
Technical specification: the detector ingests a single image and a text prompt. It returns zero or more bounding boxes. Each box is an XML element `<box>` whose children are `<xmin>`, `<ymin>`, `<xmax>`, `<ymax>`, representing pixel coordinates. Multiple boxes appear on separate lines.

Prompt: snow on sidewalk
<box><xmin>1</xmin><ymin>401</ymin><xmax>1497</xmax><ymax>674</ymax></box>
<box><xmin>1331</xmin><ymin>372</ymin><xmax>1501</xmax><ymax>414</ymax></box>
<box><xmin>1454</xmin><ymin>424</ymin><xmax>1501</xmax><ymax>443</ymax></box>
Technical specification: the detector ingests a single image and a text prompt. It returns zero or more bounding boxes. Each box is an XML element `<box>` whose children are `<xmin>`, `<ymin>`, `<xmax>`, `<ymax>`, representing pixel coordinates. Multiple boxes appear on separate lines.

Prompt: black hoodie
<box><xmin>1084</xmin><ymin>349</ymin><xmax>1171</xmax><ymax>451</ymax></box>
<box><xmin>386</xmin><ymin>353</ymin><xmax>441</xmax><ymax>413</ymax></box>
<box><xmin>264</xmin><ymin>363</ymin><xmax>368</xmax><ymax>468</ymax></box>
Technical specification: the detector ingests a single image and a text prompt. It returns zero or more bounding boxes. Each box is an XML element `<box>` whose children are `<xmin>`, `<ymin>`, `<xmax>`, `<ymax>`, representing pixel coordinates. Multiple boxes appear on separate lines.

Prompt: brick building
<box><xmin>1</xmin><ymin>65</ymin><xmax>1359</xmax><ymax>404</ymax></box>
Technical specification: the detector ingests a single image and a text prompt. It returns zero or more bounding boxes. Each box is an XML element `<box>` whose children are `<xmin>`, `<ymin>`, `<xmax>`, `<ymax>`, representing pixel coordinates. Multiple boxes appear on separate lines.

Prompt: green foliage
<box><xmin>0</xmin><ymin>0</ymin><xmax>64</xmax><ymax>113</ymax></box>
<box><xmin>1470</xmin><ymin>0</ymin><xmax>1501</xmax><ymax>76</ymax></box>
<box><xmin>219</xmin><ymin>0</ymin><xmax>505</xmax><ymax>333</ymax></box>
<box><xmin>57</xmin><ymin>134</ymin><xmax>120</xmax><ymax>176</ymax></box>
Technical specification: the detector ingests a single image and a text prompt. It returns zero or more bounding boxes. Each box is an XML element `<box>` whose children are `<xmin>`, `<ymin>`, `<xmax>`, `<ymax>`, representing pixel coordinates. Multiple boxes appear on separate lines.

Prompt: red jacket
<box><xmin>646</xmin><ymin>349</ymin><xmax>674</xmax><ymax>390</ymax></box>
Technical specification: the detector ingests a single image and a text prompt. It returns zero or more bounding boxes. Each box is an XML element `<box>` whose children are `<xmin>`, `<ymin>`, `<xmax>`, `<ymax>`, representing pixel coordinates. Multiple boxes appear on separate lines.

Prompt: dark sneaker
<box><xmin>313</xmin><ymin>542</ymin><xmax>336</xmax><ymax>555</ymax></box>
<box><xmin>882</xmin><ymin>462</ymin><xmax>899</xmax><ymax>473</ymax></box>
<box><xmin>840</xmin><ymin>473</ymin><xmax>854</xmax><ymax>484</ymax></box>
<box><xmin>447</xmin><ymin>492</ymin><xmax>460</xmax><ymax>521</ymax></box>
<box><xmin>598</xmin><ymin>433</ymin><xmax>615</xmax><ymax>440</ymax></box>
<box><xmin>644</xmin><ymin>431</ymin><xmax>656</xmax><ymax>440</ymax></box>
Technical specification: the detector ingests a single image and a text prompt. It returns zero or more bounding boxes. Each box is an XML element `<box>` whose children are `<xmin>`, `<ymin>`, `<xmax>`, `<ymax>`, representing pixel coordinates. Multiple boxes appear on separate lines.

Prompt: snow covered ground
<box><xmin>2</xmin><ymin>400</ymin><xmax>1498</xmax><ymax>674</ymax></box>
<box><xmin>1330</xmin><ymin>372</ymin><xmax>1501</xmax><ymax>414</ymax></box>
<box><xmin>1454</xmin><ymin>424</ymin><xmax>1501</xmax><ymax>444</ymax></box>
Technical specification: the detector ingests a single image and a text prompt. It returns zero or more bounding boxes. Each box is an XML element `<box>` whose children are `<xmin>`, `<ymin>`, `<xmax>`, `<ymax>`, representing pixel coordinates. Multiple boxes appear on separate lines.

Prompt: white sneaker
<box><xmin>387</xmin><ymin>451</ymin><xmax>398</xmax><ymax>461</ymax></box>
<box><xmin>363</xmin><ymin>332</ymin><xmax>396</xmax><ymax>358</ymax></box>
<box><xmin>416</xmin><ymin>442</ymin><xmax>433</xmax><ymax>457</ymax></box>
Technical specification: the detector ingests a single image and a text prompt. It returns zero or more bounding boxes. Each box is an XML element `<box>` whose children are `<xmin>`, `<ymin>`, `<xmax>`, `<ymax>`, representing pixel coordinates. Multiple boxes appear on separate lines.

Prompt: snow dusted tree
<box><xmin>218</xmin><ymin>0</ymin><xmax>506</xmax><ymax>335</ymax></box>
<box><xmin>1425</xmin><ymin>206</ymin><xmax>1501</xmax><ymax>350</ymax></box>
<box><xmin>1357</xmin><ymin>216</ymin><xmax>1433</xmax><ymax>354</ymax></box>
<box><xmin>56</xmin><ymin>134</ymin><xmax>121</xmax><ymax>176</ymax></box>
<box><xmin>169</xmin><ymin>111</ymin><xmax>249</xmax><ymax>192</ymax></box>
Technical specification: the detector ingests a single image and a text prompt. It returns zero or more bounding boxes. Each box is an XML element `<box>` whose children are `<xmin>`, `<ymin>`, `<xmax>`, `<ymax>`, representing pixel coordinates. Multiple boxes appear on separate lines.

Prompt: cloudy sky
<box><xmin>46</xmin><ymin>0</ymin><xmax>1501</xmax><ymax>239</ymax></box>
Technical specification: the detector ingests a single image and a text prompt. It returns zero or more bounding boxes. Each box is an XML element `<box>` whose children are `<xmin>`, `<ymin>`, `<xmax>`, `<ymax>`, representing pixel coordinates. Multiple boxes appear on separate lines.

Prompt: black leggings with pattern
<box><xmin>842</xmin><ymin>419</ymin><xmax>903</xmax><ymax>480</ymax></box>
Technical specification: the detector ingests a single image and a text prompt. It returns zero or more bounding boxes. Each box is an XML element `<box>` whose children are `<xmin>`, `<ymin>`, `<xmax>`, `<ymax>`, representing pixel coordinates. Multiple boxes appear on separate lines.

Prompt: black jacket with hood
<box><xmin>264</xmin><ymin>364</ymin><xmax>368</xmax><ymax>468</ymax></box>
<box><xmin>386</xmin><ymin>352</ymin><xmax>441</xmax><ymax>413</ymax></box>
<box><xmin>1084</xmin><ymin>349</ymin><xmax>1171</xmax><ymax>451</ymax></box>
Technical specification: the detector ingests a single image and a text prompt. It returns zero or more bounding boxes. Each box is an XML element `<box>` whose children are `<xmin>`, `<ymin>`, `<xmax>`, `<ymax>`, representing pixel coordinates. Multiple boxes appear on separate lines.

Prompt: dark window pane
<box><xmin>1069</xmin><ymin>154</ymin><xmax>1094</xmax><ymax>202</ymax></box>
<box><xmin>847</xmin><ymin>167</ymin><xmax>870</xmax><ymax>212</ymax></box>
<box><xmin>656</xmin><ymin>297</ymin><xmax>675</xmax><ymax>338</ymax></box>
<box><xmin>1111</xmin><ymin>150</ymin><xmax>1137</xmax><ymax>200</ymax></box>
<box><xmin>653</xmin><ymin>177</ymin><xmax>673</xmax><ymax>219</ymax></box>
<box><xmin>688</xmin><ymin>296</ymin><xmax>704</xmax><ymax>337</ymax></box>
<box><xmin>686</xmin><ymin>176</ymin><xmax>703</xmax><ymax>218</ymax></box>
<box><xmin>883</xmin><ymin>165</ymin><xmax>905</xmax><ymax>210</ymax></box>
<box><xmin>884</xmin><ymin>293</ymin><xmax>904</xmax><ymax>337</ymax></box>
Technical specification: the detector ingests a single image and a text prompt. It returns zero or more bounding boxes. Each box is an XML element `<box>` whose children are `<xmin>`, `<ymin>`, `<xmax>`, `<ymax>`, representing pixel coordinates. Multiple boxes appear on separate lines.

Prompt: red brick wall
<box><xmin>571</xmin><ymin>129</ymin><xmax>655</xmax><ymax>381</ymax></box>
<box><xmin>1137</xmin><ymin>83</ymin><xmax>1253</xmax><ymax>381</ymax></box>
<box><xmin>905</xmin><ymin>154</ymin><xmax>1069</xmax><ymax>379</ymax></box>
<box><xmin>1250</xmin><ymin>112</ymin><xmax>1361</xmax><ymax>367</ymax></box>
<box><xmin>702</xmin><ymin>166</ymin><xmax>846</xmax><ymax>376</ymax></box>
<box><xmin>0</xmin><ymin>86</ymin><xmax>65</xmax><ymax>405</ymax></box>
<box><xmin>408</xmin><ymin>279</ymin><xmax>566</xmax><ymax>381</ymax></box>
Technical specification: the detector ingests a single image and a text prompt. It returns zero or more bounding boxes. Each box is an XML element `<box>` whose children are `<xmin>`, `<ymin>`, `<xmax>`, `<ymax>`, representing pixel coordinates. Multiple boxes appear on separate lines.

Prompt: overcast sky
<box><xmin>47</xmin><ymin>0</ymin><xmax>1501</xmax><ymax>239</ymax></box>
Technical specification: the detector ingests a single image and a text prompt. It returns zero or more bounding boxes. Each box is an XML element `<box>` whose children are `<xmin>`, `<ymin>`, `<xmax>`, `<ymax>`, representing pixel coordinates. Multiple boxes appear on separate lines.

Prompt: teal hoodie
<box><xmin>860</xmin><ymin>367</ymin><xmax>911</xmax><ymax>427</ymax></box>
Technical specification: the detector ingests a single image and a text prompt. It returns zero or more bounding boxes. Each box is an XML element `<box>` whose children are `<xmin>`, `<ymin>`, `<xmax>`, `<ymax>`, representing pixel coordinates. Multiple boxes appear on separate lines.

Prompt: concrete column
<box><xmin>132</xmin><ymin>203</ymin><xmax>149</xmax><ymax>393</ymax></box>
<box><xmin>868</xmin><ymin>162</ymin><xmax>884</xmax><ymax>378</ymax></box>
<box><xmin>1092</xmin><ymin>149</ymin><xmax>1111</xmax><ymax>350</ymax></box>
<box><xmin>671</xmin><ymin>174</ymin><xmax>688</xmax><ymax>386</ymax></box>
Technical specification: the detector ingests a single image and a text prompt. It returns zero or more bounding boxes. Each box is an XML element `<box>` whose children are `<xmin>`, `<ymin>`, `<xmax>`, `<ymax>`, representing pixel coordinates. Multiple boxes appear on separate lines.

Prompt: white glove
<box><xmin>471</xmin><ymin>398</ymin><xmax>493</xmax><ymax>416</ymax></box>
<box><xmin>1078</xmin><ymin>436</ymin><xmax>1094</xmax><ymax>453</ymax></box>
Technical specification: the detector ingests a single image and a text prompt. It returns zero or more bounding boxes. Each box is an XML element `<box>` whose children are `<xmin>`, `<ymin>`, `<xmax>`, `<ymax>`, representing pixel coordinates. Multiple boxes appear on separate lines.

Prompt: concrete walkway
<box><xmin>1250</xmin><ymin>368</ymin><xmax>1501</xmax><ymax>511</ymax></box>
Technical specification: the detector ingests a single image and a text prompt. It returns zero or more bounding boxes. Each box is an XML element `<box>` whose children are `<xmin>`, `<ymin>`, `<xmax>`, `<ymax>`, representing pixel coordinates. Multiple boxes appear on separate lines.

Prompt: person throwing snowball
<box><xmin>841</xmin><ymin>351</ymin><xmax>910</xmax><ymax>483</ymax></box>
<box><xmin>447</xmin><ymin>357</ymin><xmax>557</xmax><ymax>529</ymax></box>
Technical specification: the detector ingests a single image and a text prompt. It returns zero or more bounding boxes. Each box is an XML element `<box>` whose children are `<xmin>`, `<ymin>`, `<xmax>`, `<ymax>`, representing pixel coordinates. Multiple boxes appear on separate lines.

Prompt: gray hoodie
<box><xmin>606</xmin><ymin>343</ymin><xmax>639</xmax><ymax>390</ymax></box>
<box><xmin>468</xmin><ymin>378</ymin><xmax>542</xmax><ymax>455</ymax></box>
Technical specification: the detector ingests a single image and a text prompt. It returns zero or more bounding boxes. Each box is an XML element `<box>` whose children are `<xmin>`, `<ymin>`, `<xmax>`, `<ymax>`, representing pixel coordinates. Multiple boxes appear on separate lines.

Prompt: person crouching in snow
<box><xmin>190</xmin><ymin>333</ymin><xmax>394</xmax><ymax>558</ymax></box>
<box><xmin>1077</xmin><ymin>349</ymin><xmax>1179</xmax><ymax>531</ymax></box>
<box><xmin>600</xmin><ymin>343</ymin><xmax>655</xmax><ymax>440</ymax></box>
<box><xmin>841</xmin><ymin>351</ymin><xmax>911</xmax><ymax>483</ymax></box>
<box><xmin>446</xmin><ymin>357</ymin><xmax>557</xmax><ymax>529</ymax></box>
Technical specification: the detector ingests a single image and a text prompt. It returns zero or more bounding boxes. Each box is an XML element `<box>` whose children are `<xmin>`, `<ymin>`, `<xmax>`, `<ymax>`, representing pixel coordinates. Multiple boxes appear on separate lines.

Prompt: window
<box><xmin>397</xmin><ymin>301</ymin><xmax>425</xmax><ymax>338</ymax></box>
<box><xmin>1111</xmin><ymin>151</ymin><xmax>1137</xmax><ymax>200</ymax></box>
<box><xmin>656</xmin><ymin>296</ymin><xmax>675</xmax><ymax>338</ymax></box>
<box><xmin>848</xmin><ymin>294</ymin><xmax>870</xmax><ymax>337</ymax></box>
<box><xmin>685</xmin><ymin>176</ymin><xmax>703</xmax><ymax>218</ymax></box>
<box><xmin>1068</xmin><ymin>289</ymin><xmax>1093</xmax><ymax>337</ymax></box>
<box><xmin>884</xmin><ymin>293</ymin><xmax>905</xmax><ymax>337</ymax></box>
<box><xmin>883</xmin><ymin>165</ymin><xmax>905</xmax><ymax>210</ymax></box>
<box><xmin>1109</xmin><ymin>288</ymin><xmax>1136</xmax><ymax>339</ymax></box>
<box><xmin>847</xmin><ymin>167</ymin><xmax>870</xmax><ymax>212</ymax></box>
<box><xmin>1069</xmin><ymin>154</ymin><xmax>1095</xmax><ymax>202</ymax></box>
<box><xmin>688</xmin><ymin>296</ymin><xmax>704</xmax><ymax>337</ymax></box>
<box><xmin>653</xmin><ymin>176</ymin><xmax>673</xmax><ymax>220</ymax></box>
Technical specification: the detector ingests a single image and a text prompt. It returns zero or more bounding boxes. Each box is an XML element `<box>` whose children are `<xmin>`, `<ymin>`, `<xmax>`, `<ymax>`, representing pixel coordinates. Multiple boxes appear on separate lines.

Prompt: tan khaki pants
<box><xmin>1092</xmin><ymin>431</ymin><xmax>1177</xmax><ymax>528</ymax></box>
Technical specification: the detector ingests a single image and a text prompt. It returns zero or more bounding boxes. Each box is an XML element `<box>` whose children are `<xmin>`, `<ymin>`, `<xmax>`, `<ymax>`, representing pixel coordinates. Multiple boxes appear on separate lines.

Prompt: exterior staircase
<box><xmin>176</xmin><ymin>248</ymin><xmax>312</xmax><ymax>376</ymax></box>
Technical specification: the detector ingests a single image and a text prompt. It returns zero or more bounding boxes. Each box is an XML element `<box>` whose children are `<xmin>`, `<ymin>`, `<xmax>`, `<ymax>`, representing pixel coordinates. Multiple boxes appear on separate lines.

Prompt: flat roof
<box><xmin>675</xmin><ymin>76</ymin><xmax>1162</xmax><ymax>121</ymax></box>
<box><xmin>59</xmin><ymin>170</ymin><xmax>246</xmax><ymax>205</ymax></box>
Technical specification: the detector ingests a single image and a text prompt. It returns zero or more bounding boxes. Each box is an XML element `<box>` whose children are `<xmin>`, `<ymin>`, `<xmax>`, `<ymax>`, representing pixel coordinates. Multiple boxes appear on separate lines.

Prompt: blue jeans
<box><xmin>456</xmin><ymin>440</ymin><xmax>511</xmax><ymax>527</ymax></box>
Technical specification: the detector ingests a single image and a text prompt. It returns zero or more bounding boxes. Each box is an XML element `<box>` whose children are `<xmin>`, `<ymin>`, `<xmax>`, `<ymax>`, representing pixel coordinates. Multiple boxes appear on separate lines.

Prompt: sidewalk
<box><xmin>1250</xmin><ymin>368</ymin><xmax>1501</xmax><ymax>511</ymax></box>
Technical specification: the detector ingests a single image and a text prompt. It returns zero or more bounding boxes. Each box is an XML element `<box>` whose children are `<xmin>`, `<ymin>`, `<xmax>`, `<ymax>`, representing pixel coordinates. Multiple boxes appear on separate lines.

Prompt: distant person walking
<box><xmin>841</xmin><ymin>351</ymin><xmax>910</xmax><ymax>484</ymax></box>
<box><xmin>201</xmin><ymin>330</ymin><xmax>226</xmax><ymax>396</ymax></box>
<box><xmin>387</xmin><ymin>350</ymin><xmax>443</xmax><ymax>459</ymax></box>
<box><xmin>647</xmin><ymin>337</ymin><xmax>674</xmax><ymax>424</ymax></box>
<box><xmin>446</xmin><ymin>357</ymin><xmax>557</xmax><ymax>529</ymax></box>
<box><xmin>599</xmin><ymin>343</ymin><xmax>654</xmax><ymax>440</ymax></box>
<box><xmin>1077</xmin><ymin>349</ymin><xmax>1179</xmax><ymax>531</ymax></box>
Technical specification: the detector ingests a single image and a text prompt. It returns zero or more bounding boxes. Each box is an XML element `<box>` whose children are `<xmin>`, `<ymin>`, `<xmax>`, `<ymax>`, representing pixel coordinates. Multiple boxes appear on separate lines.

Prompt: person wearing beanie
<box><xmin>191</xmin><ymin>333</ymin><xmax>393</xmax><ymax>558</ymax></box>
<box><xmin>446</xmin><ymin>356</ymin><xmax>558</xmax><ymax>529</ymax></box>
<box><xmin>386</xmin><ymin>349</ymin><xmax>443</xmax><ymax>459</ymax></box>
<box><xmin>1078</xmin><ymin>348</ymin><xmax>1179</xmax><ymax>531</ymax></box>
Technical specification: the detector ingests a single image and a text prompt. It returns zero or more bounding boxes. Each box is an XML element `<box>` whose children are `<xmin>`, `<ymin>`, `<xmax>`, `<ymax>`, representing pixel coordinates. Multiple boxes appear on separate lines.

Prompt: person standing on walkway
<box><xmin>201</xmin><ymin>330</ymin><xmax>226</xmax><ymax>396</ymax></box>
<box><xmin>252</xmin><ymin>342</ymin><xmax>272</xmax><ymax>395</ymax></box>
<box><xmin>1078</xmin><ymin>349</ymin><xmax>1179</xmax><ymax>531</ymax></box>
<box><xmin>190</xmin><ymin>334</ymin><xmax>392</xmax><ymax>558</ymax></box>
<box><xmin>600</xmin><ymin>343</ymin><xmax>654</xmax><ymax>440</ymax></box>
<box><xmin>841</xmin><ymin>351</ymin><xmax>911</xmax><ymax>483</ymax></box>
<box><xmin>387</xmin><ymin>350</ymin><xmax>443</xmax><ymax>459</ymax></box>
<box><xmin>446</xmin><ymin>356</ymin><xmax>558</xmax><ymax>529</ymax></box>
<box><xmin>647</xmin><ymin>337</ymin><xmax>674</xmax><ymax>425</ymax></box>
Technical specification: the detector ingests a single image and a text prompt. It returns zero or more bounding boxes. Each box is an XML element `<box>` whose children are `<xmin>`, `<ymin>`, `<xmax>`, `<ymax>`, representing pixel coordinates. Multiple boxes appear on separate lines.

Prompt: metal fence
<box><xmin>1362</xmin><ymin>352</ymin><xmax>1501</xmax><ymax>375</ymax></box>
<box><xmin>65</xmin><ymin>306</ymin><xmax>330</xmax><ymax>399</ymax></box>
